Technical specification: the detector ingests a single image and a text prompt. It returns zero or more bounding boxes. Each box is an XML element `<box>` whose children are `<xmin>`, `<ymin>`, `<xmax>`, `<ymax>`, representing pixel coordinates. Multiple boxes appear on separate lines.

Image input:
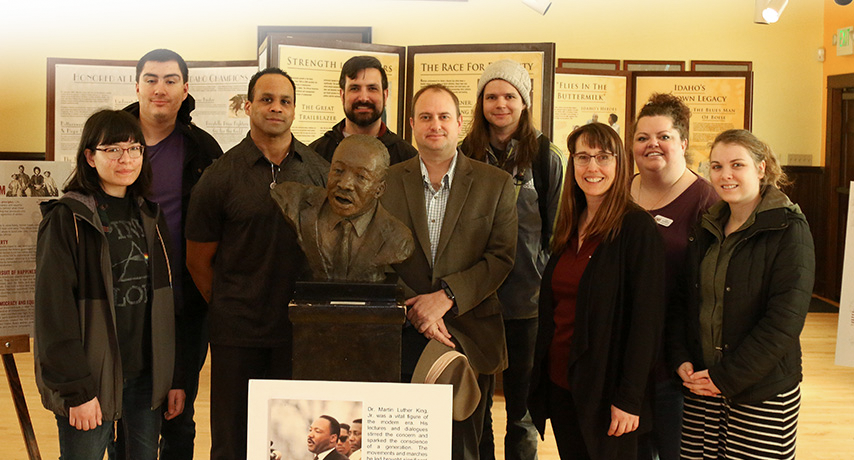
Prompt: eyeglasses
<box><xmin>572</xmin><ymin>152</ymin><xmax>616</xmax><ymax>167</ymax></box>
<box><xmin>95</xmin><ymin>144</ymin><xmax>144</xmax><ymax>160</ymax></box>
<box><xmin>338</xmin><ymin>436</ymin><xmax>349</xmax><ymax>443</ymax></box>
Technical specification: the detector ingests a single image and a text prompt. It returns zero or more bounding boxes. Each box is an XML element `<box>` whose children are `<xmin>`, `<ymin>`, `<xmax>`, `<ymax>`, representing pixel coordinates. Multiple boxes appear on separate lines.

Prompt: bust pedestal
<box><xmin>289</xmin><ymin>277</ymin><xmax>405</xmax><ymax>382</ymax></box>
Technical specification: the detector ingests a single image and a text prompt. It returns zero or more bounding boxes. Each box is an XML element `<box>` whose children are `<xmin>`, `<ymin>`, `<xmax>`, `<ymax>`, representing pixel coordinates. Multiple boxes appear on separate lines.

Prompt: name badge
<box><xmin>654</xmin><ymin>215</ymin><xmax>674</xmax><ymax>227</ymax></box>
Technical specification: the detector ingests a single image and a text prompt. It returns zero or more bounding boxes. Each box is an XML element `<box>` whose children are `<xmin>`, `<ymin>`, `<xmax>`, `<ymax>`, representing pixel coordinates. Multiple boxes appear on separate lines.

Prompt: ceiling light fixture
<box><xmin>755</xmin><ymin>0</ymin><xmax>789</xmax><ymax>24</ymax></box>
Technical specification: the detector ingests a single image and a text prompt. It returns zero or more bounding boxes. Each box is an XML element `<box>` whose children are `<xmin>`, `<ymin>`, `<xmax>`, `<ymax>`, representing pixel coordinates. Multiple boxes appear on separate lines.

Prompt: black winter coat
<box><xmin>667</xmin><ymin>186</ymin><xmax>815</xmax><ymax>404</ymax></box>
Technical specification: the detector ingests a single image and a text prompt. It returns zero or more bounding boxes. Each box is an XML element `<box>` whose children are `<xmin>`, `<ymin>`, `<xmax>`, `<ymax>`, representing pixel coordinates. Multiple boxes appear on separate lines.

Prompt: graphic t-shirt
<box><xmin>96</xmin><ymin>191</ymin><xmax>152</xmax><ymax>380</ymax></box>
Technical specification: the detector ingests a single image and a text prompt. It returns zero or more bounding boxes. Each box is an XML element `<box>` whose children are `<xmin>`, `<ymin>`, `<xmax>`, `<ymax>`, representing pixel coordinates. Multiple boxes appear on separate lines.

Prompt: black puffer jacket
<box><xmin>668</xmin><ymin>186</ymin><xmax>815</xmax><ymax>404</ymax></box>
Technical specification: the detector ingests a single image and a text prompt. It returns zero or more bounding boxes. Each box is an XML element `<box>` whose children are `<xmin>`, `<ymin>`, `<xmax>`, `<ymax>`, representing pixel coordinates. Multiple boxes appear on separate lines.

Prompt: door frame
<box><xmin>825</xmin><ymin>73</ymin><xmax>854</xmax><ymax>300</ymax></box>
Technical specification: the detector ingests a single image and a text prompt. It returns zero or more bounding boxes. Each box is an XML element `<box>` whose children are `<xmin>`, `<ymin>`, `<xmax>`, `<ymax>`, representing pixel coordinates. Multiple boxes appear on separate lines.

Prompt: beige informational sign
<box><xmin>0</xmin><ymin>161</ymin><xmax>75</xmax><ymax>336</ymax></box>
<box><xmin>276</xmin><ymin>45</ymin><xmax>403</xmax><ymax>143</ymax></box>
<box><xmin>50</xmin><ymin>62</ymin><xmax>137</xmax><ymax>162</ymax></box>
<box><xmin>48</xmin><ymin>59</ymin><xmax>257</xmax><ymax>160</ymax></box>
<box><xmin>248</xmin><ymin>379</ymin><xmax>452</xmax><ymax>459</ymax></box>
<box><xmin>635</xmin><ymin>74</ymin><xmax>749</xmax><ymax>176</ymax></box>
<box><xmin>836</xmin><ymin>181</ymin><xmax>854</xmax><ymax>368</ymax></box>
<box><xmin>410</xmin><ymin>51</ymin><xmax>547</xmax><ymax>139</ymax></box>
<box><xmin>183</xmin><ymin>66</ymin><xmax>257</xmax><ymax>152</ymax></box>
<box><xmin>553</xmin><ymin>72</ymin><xmax>628</xmax><ymax>160</ymax></box>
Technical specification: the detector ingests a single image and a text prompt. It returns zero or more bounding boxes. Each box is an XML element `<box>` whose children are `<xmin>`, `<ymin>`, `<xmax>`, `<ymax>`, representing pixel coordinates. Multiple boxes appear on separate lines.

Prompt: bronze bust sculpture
<box><xmin>271</xmin><ymin>135</ymin><xmax>414</xmax><ymax>282</ymax></box>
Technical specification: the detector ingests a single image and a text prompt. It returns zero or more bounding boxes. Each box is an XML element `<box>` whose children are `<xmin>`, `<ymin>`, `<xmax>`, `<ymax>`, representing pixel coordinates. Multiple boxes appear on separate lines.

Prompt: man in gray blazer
<box><xmin>381</xmin><ymin>84</ymin><xmax>517</xmax><ymax>460</ymax></box>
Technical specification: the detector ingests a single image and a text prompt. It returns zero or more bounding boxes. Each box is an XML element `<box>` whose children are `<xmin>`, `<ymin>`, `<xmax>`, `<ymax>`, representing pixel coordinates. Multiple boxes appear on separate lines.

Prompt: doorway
<box><xmin>824</xmin><ymin>74</ymin><xmax>854</xmax><ymax>301</ymax></box>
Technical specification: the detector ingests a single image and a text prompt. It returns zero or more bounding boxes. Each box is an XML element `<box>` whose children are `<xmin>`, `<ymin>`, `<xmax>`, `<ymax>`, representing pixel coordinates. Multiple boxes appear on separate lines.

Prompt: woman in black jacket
<box><xmin>34</xmin><ymin>110</ymin><xmax>183</xmax><ymax>459</ymax></box>
<box><xmin>671</xmin><ymin>129</ymin><xmax>815</xmax><ymax>459</ymax></box>
<box><xmin>529</xmin><ymin>123</ymin><xmax>666</xmax><ymax>459</ymax></box>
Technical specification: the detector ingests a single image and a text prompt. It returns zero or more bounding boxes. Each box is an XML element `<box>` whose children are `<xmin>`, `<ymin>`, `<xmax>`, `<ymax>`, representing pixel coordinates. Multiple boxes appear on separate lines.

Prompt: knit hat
<box><xmin>476</xmin><ymin>59</ymin><xmax>532</xmax><ymax>107</ymax></box>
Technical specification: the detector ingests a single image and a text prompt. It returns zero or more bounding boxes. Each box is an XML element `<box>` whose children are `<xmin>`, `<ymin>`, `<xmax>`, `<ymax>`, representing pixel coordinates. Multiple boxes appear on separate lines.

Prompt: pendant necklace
<box><xmin>270</xmin><ymin>162</ymin><xmax>280</xmax><ymax>190</ymax></box>
<box><xmin>641</xmin><ymin>168</ymin><xmax>687</xmax><ymax>211</ymax></box>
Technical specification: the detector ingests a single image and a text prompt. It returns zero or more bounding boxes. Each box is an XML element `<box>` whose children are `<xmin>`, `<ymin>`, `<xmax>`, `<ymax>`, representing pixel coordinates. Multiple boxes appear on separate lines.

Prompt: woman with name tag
<box><xmin>34</xmin><ymin>109</ymin><xmax>183</xmax><ymax>459</ymax></box>
<box><xmin>671</xmin><ymin>129</ymin><xmax>814</xmax><ymax>459</ymax></box>
<box><xmin>629</xmin><ymin>93</ymin><xmax>718</xmax><ymax>460</ymax></box>
<box><xmin>529</xmin><ymin>123</ymin><xmax>665</xmax><ymax>459</ymax></box>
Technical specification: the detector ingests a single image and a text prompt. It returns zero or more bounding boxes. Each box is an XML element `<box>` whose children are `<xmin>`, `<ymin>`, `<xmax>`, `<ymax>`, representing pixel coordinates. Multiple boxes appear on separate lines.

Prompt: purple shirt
<box><xmin>147</xmin><ymin>128</ymin><xmax>185</xmax><ymax>307</ymax></box>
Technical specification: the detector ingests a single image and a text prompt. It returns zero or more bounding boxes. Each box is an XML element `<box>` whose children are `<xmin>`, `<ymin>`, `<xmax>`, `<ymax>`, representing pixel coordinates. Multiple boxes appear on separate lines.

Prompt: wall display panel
<box><xmin>256</xmin><ymin>26</ymin><xmax>371</xmax><ymax>48</ymax></box>
<box><xmin>47</xmin><ymin>58</ymin><xmax>257</xmax><ymax>161</ymax></box>
<box><xmin>633</xmin><ymin>71</ymin><xmax>753</xmax><ymax>176</ymax></box>
<box><xmin>553</xmin><ymin>69</ymin><xmax>630</xmax><ymax>161</ymax></box>
<box><xmin>406</xmin><ymin>43</ymin><xmax>555</xmax><ymax>141</ymax></box>
<box><xmin>623</xmin><ymin>60</ymin><xmax>685</xmax><ymax>72</ymax></box>
<box><xmin>0</xmin><ymin>160</ymin><xmax>74</xmax><ymax>336</ymax></box>
<box><xmin>836</xmin><ymin>181</ymin><xmax>854</xmax><ymax>367</ymax></box>
<box><xmin>691</xmin><ymin>60</ymin><xmax>753</xmax><ymax>72</ymax></box>
<box><xmin>259</xmin><ymin>36</ymin><xmax>406</xmax><ymax>143</ymax></box>
<box><xmin>47</xmin><ymin>58</ymin><xmax>136</xmax><ymax>161</ymax></box>
<box><xmin>558</xmin><ymin>58</ymin><xmax>621</xmax><ymax>72</ymax></box>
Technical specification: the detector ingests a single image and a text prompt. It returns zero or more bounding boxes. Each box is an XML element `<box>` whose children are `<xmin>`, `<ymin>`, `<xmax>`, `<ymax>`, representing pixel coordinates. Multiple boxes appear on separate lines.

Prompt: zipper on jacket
<box><xmin>155</xmin><ymin>224</ymin><xmax>173</xmax><ymax>287</ymax></box>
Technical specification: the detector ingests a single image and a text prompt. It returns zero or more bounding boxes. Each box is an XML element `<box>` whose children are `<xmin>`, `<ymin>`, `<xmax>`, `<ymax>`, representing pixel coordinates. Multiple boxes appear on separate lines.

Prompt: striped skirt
<box><xmin>680</xmin><ymin>385</ymin><xmax>800</xmax><ymax>460</ymax></box>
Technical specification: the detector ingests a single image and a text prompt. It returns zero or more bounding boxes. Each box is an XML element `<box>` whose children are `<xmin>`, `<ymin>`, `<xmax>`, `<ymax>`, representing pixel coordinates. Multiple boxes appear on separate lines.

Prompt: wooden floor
<box><xmin>2</xmin><ymin>312</ymin><xmax>852</xmax><ymax>459</ymax></box>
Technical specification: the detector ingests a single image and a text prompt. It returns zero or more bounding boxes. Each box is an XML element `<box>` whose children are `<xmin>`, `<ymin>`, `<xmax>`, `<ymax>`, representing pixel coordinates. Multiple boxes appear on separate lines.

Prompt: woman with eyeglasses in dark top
<box><xmin>529</xmin><ymin>123</ymin><xmax>666</xmax><ymax>459</ymax></box>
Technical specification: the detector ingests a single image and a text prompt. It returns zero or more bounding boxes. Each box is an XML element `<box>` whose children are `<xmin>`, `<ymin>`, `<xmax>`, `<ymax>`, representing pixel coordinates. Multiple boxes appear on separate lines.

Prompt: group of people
<box><xmin>270</xmin><ymin>416</ymin><xmax>362</xmax><ymax>460</ymax></box>
<box><xmin>7</xmin><ymin>165</ymin><xmax>58</xmax><ymax>197</ymax></box>
<box><xmin>32</xmin><ymin>47</ymin><xmax>814</xmax><ymax>460</ymax></box>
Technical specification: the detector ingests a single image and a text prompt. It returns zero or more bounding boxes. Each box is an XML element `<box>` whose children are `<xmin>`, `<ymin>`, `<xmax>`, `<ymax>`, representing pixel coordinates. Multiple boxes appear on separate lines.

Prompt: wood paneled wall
<box><xmin>783</xmin><ymin>166</ymin><xmax>830</xmax><ymax>297</ymax></box>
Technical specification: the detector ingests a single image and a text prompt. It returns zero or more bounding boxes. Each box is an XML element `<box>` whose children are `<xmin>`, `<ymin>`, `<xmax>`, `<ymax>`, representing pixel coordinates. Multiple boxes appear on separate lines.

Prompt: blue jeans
<box><xmin>57</xmin><ymin>375</ymin><xmax>161</xmax><ymax>460</ymax></box>
<box><xmin>55</xmin><ymin>414</ymin><xmax>113</xmax><ymax>460</ymax></box>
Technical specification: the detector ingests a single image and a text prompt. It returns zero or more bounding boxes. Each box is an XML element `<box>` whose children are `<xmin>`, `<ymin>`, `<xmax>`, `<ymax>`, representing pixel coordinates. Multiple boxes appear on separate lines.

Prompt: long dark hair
<box><xmin>552</xmin><ymin>123</ymin><xmax>632</xmax><ymax>252</ymax></box>
<box><xmin>462</xmin><ymin>88</ymin><xmax>539</xmax><ymax>173</ymax></box>
<box><xmin>64</xmin><ymin>110</ymin><xmax>152</xmax><ymax>198</ymax></box>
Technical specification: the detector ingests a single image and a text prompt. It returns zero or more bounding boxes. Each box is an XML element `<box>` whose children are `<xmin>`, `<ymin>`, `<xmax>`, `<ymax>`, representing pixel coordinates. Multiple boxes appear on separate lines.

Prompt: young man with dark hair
<box><xmin>123</xmin><ymin>48</ymin><xmax>223</xmax><ymax>460</ymax></box>
<box><xmin>310</xmin><ymin>55</ymin><xmax>416</xmax><ymax>165</ymax></box>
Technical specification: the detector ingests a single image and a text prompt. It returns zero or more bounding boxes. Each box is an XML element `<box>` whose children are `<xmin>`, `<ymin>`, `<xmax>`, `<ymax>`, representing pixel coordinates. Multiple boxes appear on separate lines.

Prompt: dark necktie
<box><xmin>334</xmin><ymin>219</ymin><xmax>353</xmax><ymax>279</ymax></box>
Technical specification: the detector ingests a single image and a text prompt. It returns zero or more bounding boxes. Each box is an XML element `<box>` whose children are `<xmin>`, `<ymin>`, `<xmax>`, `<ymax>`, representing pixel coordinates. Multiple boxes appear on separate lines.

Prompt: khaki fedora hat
<box><xmin>411</xmin><ymin>339</ymin><xmax>481</xmax><ymax>421</ymax></box>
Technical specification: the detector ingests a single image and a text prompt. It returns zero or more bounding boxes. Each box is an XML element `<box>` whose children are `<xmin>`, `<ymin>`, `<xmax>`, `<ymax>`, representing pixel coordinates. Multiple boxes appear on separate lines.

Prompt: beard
<box><xmin>344</xmin><ymin>101</ymin><xmax>383</xmax><ymax>127</ymax></box>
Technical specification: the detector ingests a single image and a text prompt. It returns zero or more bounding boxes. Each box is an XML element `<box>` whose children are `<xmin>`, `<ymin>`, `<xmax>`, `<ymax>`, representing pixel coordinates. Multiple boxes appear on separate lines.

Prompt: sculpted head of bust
<box><xmin>327</xmin><ymin>135</ymin><xmax>390</xmax><ymax>219</ymax></box>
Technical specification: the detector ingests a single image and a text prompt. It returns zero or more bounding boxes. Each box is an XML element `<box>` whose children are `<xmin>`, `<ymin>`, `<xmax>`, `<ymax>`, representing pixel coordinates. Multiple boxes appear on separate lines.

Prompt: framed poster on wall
<box><xmin>632</xmin><ymin>71</ymin><xmax>753</xmax><ymax>176</ymax></box>
<box><xmin>553</xmin><ymin>68</ymin><xmax>631</xmax><ymax>160</ymax></box>
<box><xmin>258</xmin><ymin>35</ymin><xmax>406</xmax><ymax>143</ymax></box>
<box><xmin>405</xmin><ymin>43</ymin><xmax>556</xmax><ymax>141</ymax></box>
<box><xmin>47</xmin><ymin>58</ymin><xmax>258</xmax><ymax>161</ymax></box>
<box><xmin>256</xmin><ymin>26</ymin><xmax>372</xmax><ymax>48</ymax></box>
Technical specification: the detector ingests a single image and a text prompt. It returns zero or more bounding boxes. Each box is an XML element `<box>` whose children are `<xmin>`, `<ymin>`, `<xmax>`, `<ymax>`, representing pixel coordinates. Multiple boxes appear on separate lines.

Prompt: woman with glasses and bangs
<box><xmin>528</xmin><ymin>123</ymin><xmax>666</xmax><ymax>460</ymax></box>
<box><xmin>34</xmin><ymin>109</ymin><xmax>183</xmax><ymax>459</ymax></box>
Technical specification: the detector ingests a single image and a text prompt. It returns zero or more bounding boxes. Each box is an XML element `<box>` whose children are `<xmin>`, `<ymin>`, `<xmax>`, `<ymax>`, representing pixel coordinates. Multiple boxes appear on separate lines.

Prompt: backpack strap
<box><xmin>532</xmin><ymin>134</ymin><xmax>552</xmax><ymax>251</ymax></box>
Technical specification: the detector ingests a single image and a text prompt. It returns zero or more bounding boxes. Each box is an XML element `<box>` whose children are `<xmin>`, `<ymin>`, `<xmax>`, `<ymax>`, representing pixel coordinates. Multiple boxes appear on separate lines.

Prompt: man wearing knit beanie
<box><xmin>461</xmin><ymin>59</ymin><xmax>564</xmax><ymax>460</ymax></box>
<box><xmin>476</xmin><ymin>59</ymin><xmax>533</xmax><ymax>108</ymax></box>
